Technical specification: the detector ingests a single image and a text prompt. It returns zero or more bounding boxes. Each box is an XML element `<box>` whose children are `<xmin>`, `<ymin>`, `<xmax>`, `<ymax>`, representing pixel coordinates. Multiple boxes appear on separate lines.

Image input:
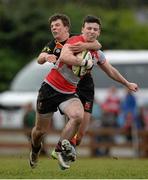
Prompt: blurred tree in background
<box><xmin>0</xmin><ymin>0</ymin><xmax>148</xmax><ymax>91</ymax></box>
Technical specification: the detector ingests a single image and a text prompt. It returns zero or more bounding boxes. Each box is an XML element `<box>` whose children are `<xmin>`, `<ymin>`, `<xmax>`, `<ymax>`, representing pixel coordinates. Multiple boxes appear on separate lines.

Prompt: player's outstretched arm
<box><xmin>99</xmin><ymin>61</ymin><xmax>138</xmax><ymax>92</ymax></box>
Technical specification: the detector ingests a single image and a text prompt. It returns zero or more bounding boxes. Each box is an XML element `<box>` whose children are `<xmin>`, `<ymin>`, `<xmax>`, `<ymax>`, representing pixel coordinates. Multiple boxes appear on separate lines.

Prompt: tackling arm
<box><xmin>69</xmin><ymin>40</ymin><xmax>102</xmax><ymax>53</ymax></box>
<box><xmin>83</xmin><ymin>40</ymin><xmax>102</xmax><ymax>50</ymax></box>
<box><xmin>37</xmin><ymin>40</ymin><xmax>57</xmax><ymax>64</ymax></box>
<box><xmin>37</xmin><ymin>52</ymin><xmax>48</xmax><ymax>64</ymax></box>
<box><xmin>37</xmin><ymin>52</ymin><xmax>57</xmax><ymax>64</ymax></box>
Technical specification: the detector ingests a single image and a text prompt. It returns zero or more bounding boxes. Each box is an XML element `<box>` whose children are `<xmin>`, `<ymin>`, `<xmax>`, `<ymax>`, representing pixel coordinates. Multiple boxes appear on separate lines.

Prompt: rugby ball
<box><xmin>72</xmin><ymin>50</ymin><xmax>91</xmax><ymax>77</ymax></box>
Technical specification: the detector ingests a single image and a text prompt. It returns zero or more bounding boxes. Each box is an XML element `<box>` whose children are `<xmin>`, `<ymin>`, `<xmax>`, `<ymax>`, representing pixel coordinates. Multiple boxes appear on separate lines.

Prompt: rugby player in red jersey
<box><xmin>30</xmin><ymin>14</ymin><xmax>138</xmax><ymax>170</ymax></box>
<box><xmin>29</xmin><ymin>14</ymin><xmax>101</xmax><ymax>170</ymax></box>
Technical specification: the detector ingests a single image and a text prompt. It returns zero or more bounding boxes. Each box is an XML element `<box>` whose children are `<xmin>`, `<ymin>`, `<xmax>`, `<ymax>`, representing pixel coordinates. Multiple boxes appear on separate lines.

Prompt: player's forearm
<box><xmin>60</xmin><ymin>53</ymin><xmax>82</xmax><ymax>65</ymax></box>
<box><xmin>60</xmin><ymin>44</ymin><xmax>82</xmax><ymax>65</ymax></box>
<box><xmin>100</xmin><ymin>63</ymin><xmax>129</xmax><ymax>87</ymax></box>
<box><xmin>100</xmin><ymin>62</ymin><xmax>138</xmax><ymax>92</ymax></box>
<box><xmin>60</xmin><ymin>53</ymin><xmax>93</xmax><ymax>70</ymax></box>
<box><xmin>109</xmin><ymin>69</ymin><xmax>139</xmax><ymax>91</ymax></box>
<box><xmin>106</xmin><ymin>66</ymin><xmax>129</xmax><ymax>87</ymax></box>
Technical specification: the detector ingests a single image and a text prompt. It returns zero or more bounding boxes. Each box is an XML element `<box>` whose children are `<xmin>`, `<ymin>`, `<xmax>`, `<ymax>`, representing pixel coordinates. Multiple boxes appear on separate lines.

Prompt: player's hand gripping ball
<box><xmin>72</xmin><ymin>50</ymin><xmax>93</xmax><ymax>77</ymax></box>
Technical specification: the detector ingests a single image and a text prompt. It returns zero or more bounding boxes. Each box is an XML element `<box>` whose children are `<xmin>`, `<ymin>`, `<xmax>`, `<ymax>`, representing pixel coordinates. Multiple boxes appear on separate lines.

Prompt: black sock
<box><xmin>31</xmin><ymin>143</ymin><xmax>41</xmax><ymax>153</ymax></box>
<box><xmin>55</xmin><ymin>141</ymin><xmax>62</xmax><ymax>152</ymax></box>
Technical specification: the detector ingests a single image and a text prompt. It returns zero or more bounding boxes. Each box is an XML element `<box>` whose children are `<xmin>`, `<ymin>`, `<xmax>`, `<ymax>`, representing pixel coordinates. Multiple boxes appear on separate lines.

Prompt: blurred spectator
<box><xmin>23</xmin><ymin>102</ymin><xmax>47</xmax><ymax>155</ymax></box>
<box><xmin>89</xmin><ymin>98</ymin><xmax>102</xmax><ymax>129</ymax></box>
<box><xmin>90</xmin><ymin>88</ymin><xmax>120</xmax><ymax>157</ymax></box>
<box><xmin>136</xmin><ymin>106</ymin><xmax>145</xmax><ymax>129</ymax></box>
<box><xmin>117</xmin><ymin>88</ymin><xmax>138</xmax><ymax>141</ymax></box>
<box><xmin>138</xmin><ymin>106</ymin><xmax>148</xmax><ymax>130</ymax></box>
<box><xmin>118</xmin><ymin>88</ymin><xmax>138</xmax><ymax>128</ymax></box>
<box><xmin>101</xmin><ymin>86</ymin><xmax>121</xmax><ymax>127</ymax></box>
<box><xmin>23</xmin><ymin>102</ymin><xmax>36</xmax><ymax>139</ymax></box>
<box><xmin>92</xmin><ymin>98</ymin><xmax>102</xmax><ymax>120</ymax></box>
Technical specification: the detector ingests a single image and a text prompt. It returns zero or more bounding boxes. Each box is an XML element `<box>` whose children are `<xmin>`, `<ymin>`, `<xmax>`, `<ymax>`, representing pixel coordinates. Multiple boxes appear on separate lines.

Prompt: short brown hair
<box><xmin>48</xmin><ymin>13</ymin><xmax>71</xmax><ymax>29</ymax></box>
<box><xmin>82</xmin><ymin>15</ymin><xmax>101</xmax><ymax>30</ymax></box>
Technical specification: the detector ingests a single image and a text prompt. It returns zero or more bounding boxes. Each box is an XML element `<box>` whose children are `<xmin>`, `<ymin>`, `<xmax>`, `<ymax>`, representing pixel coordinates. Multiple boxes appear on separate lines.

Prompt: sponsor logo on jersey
<box><xmin>84</xmin><ymin>102</ymin><xmax>91</xmax><ymax>110</ymax></box>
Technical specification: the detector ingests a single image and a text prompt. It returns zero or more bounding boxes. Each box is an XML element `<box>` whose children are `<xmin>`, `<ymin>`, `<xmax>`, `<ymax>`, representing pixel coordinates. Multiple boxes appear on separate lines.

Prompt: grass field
<box><xmin>0</xmin><ymin>155</ymin><xmax>148</xmax><ymax>179</ymax></box>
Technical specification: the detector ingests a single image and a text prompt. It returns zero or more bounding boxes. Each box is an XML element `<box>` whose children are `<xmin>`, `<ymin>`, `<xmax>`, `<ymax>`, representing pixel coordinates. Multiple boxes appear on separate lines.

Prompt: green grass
<box><xmin>0</xmin><ymin>155</ymin><xmax>148</xmax><ymax>179</ymax></box>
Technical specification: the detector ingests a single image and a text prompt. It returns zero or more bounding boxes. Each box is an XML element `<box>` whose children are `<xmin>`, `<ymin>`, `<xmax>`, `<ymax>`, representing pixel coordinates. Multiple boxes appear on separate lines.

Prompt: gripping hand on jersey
<box><xmin>45</xmin><ymin>54</ymin><xmax>57</xmax><ymax>63</ymax></box>
<box><xmin>38</xmin><ymin>52</ymin><xmax>57</xmax><ymax>64</ymax></box>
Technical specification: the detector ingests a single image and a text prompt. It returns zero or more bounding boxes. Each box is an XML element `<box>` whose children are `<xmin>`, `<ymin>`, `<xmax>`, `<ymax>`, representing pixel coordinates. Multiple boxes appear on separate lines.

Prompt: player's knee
<box><xmin>70</xmin><ymin>109</ymin><xmax>83</xmax><ymax>124</ymax></box>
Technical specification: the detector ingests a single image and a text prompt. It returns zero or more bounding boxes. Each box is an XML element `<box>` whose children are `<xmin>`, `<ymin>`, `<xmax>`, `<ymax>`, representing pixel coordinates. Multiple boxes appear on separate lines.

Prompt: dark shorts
<box><xmin>37</xmin><ymin>82</ymin><xmax>78</xmax><ymax>114</ymax></box>
<box><xmin>77</xmin><ymin>74</ymin><xmax>94</xmax><ymax>113</ymax></box>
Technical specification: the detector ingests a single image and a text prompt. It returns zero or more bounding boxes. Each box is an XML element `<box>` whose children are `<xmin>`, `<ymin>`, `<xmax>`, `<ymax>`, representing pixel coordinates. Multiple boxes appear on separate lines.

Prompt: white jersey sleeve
<box><xmin>93</xmin><ymin>50</ymin><xmax>106</xmax><ymax>65</ymax></box>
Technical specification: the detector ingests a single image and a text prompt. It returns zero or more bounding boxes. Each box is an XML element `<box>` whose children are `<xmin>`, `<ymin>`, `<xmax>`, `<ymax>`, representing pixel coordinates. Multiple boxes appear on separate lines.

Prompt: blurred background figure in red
<box><xmin>101</xmin><ymin>86</ymin><xmax>121</xmax><ymax>127</ymax></box>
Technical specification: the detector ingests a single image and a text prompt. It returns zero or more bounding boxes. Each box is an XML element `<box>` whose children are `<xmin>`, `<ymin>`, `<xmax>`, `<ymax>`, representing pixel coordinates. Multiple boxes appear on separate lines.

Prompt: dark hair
<box><xmin>82</xmin><ymin>15</ymin><xmax>101</xmax><ymax>29</ymax></box>
<box><xmin>48</xmin><ymin>13</ymin><xmax>71</xmax><ymax>29</ymax></box>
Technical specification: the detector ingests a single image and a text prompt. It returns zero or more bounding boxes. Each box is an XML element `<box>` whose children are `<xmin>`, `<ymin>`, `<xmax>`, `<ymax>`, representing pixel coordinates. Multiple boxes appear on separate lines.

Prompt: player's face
<box><xmin>50</xmin><ymin>19</ymin><xmax>69</xmax><ymax>41</ymax></box>
<box><xmin>81</xmin><ymin>22</ymin><xmax>100</xmax><ymax>42</ymax></box>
